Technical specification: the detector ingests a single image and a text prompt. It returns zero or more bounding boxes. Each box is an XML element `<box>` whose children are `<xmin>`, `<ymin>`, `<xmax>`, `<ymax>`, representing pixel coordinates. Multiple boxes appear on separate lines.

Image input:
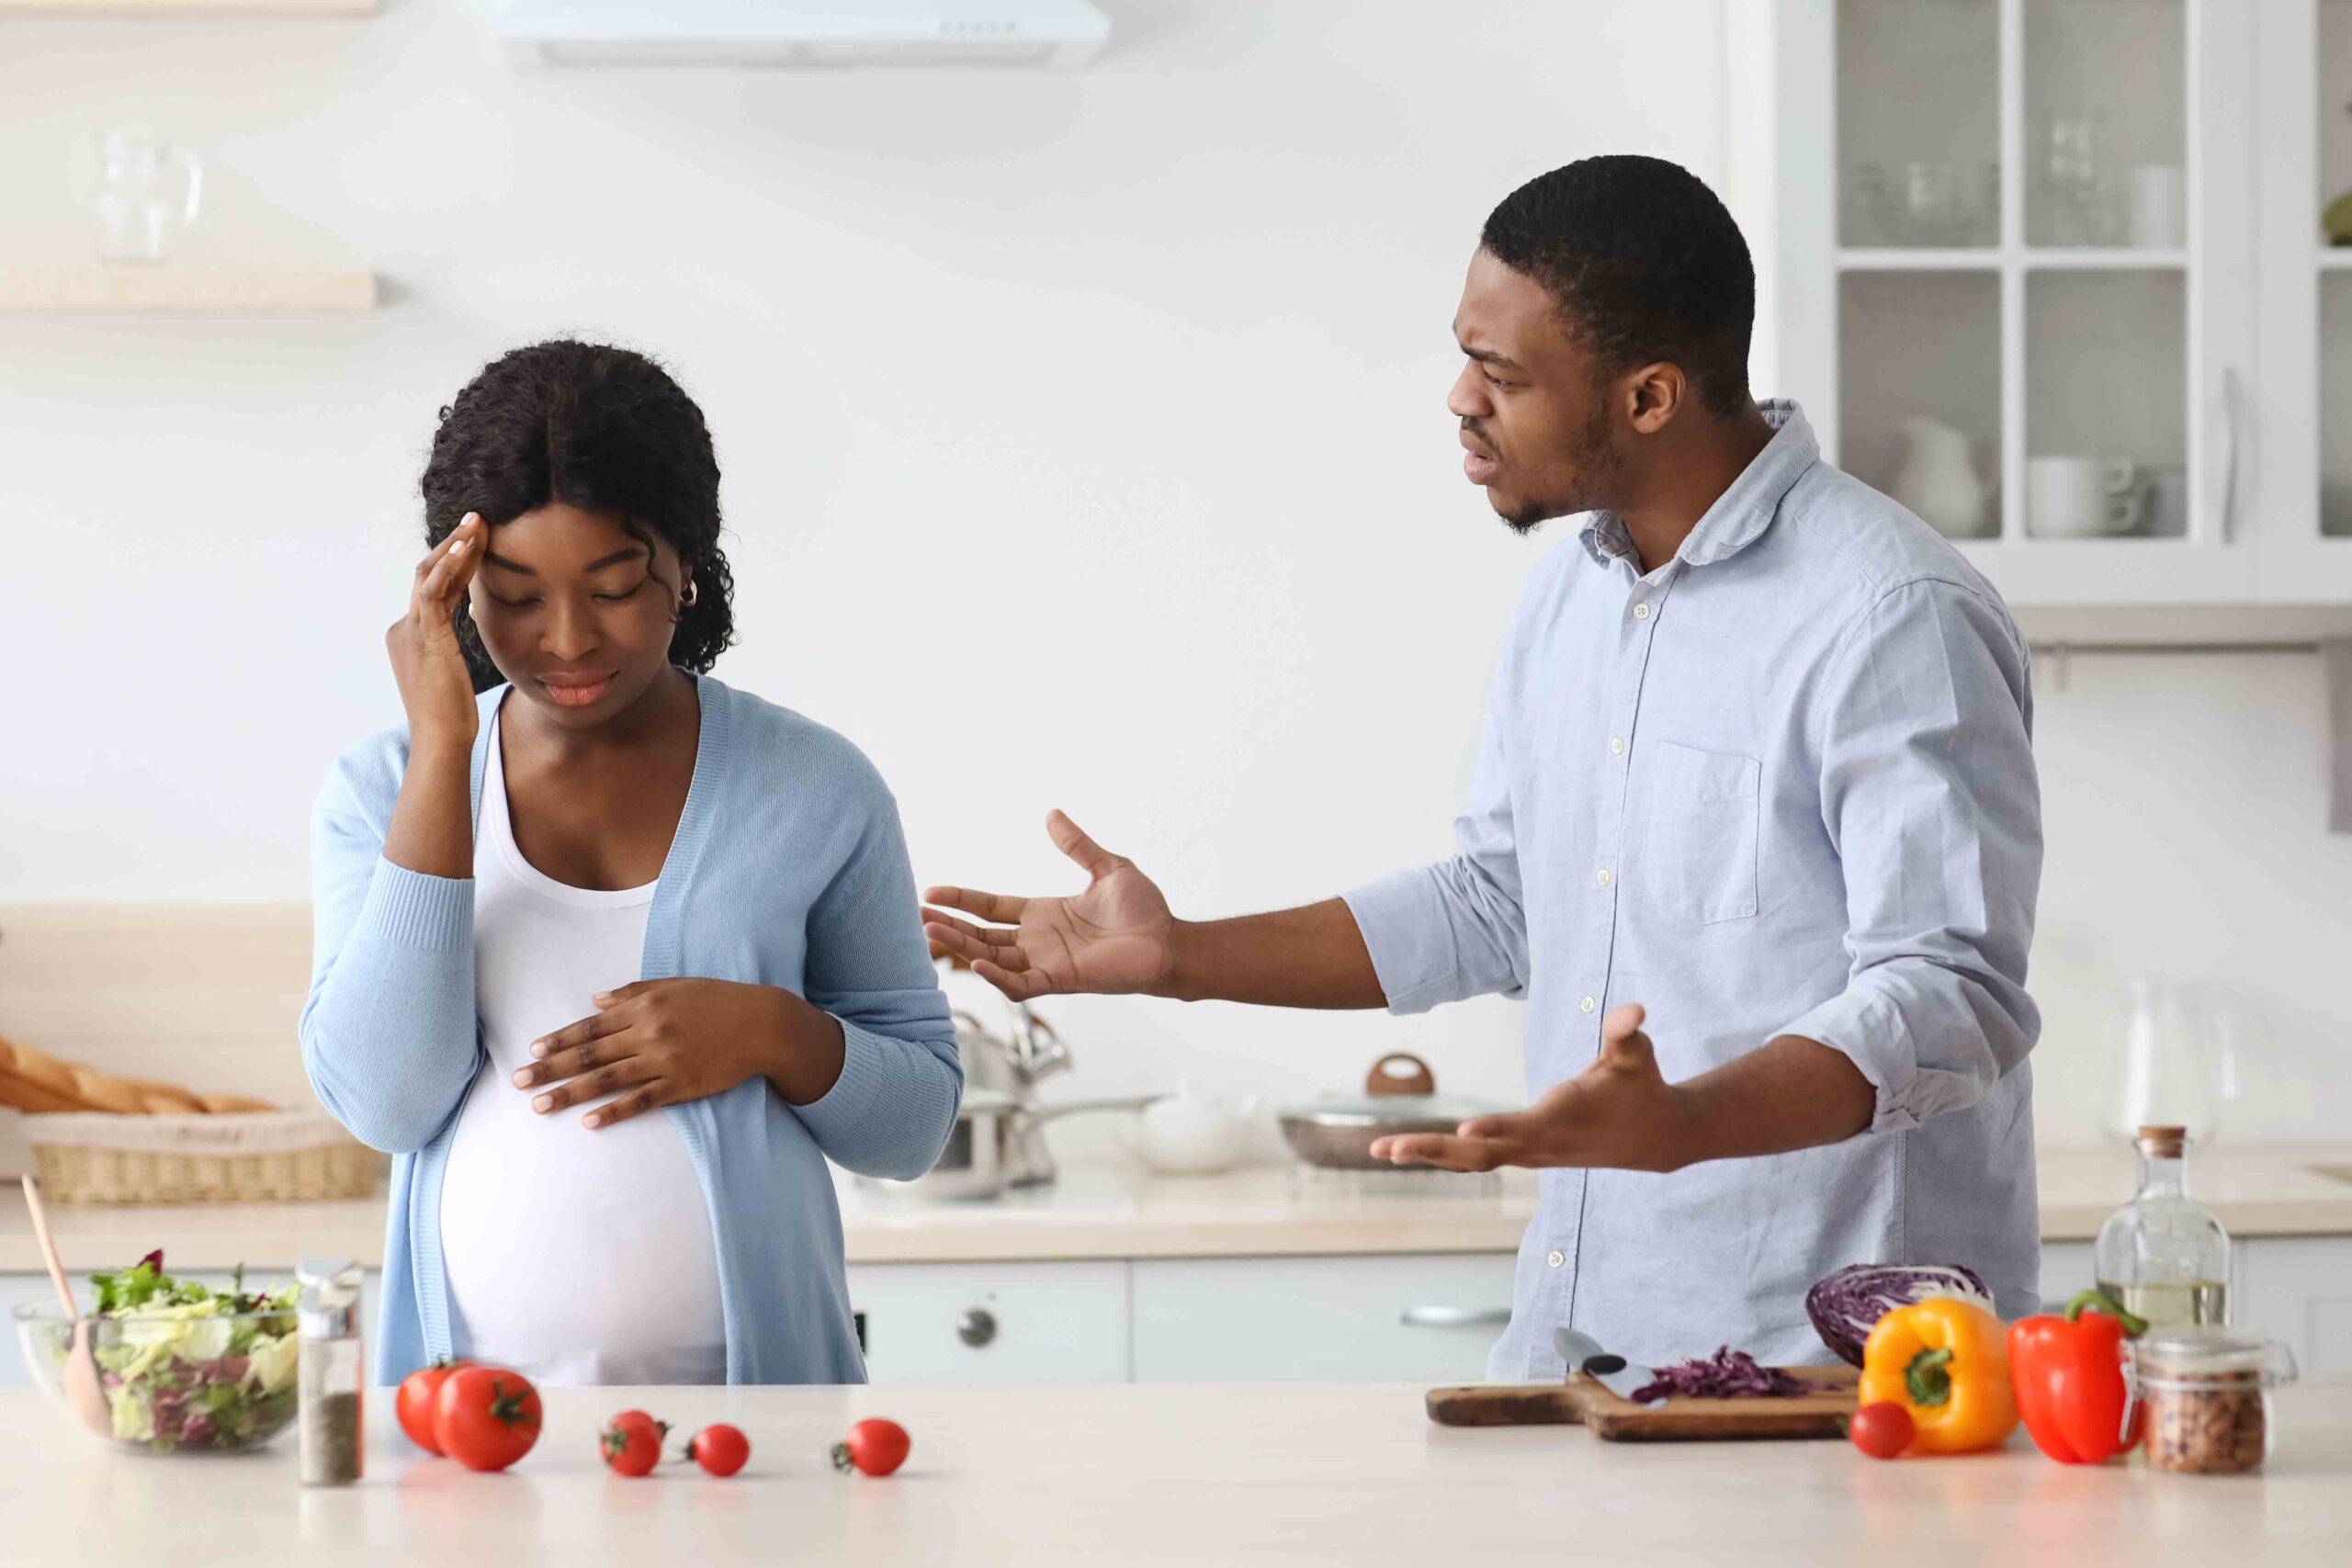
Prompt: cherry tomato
<box><xmin>433</xmin><ymin>1365</ymin><xmax>543</xmax><ymax>1472</ymax></box>
<box><xmin>1849</xmin><ymin>1401</ymin><xmax>1916</xmax><ymax>1461</ymax></box>
<box><xmin>602</xmin><ymin>1410</ymin><xmax>668</xmax><ymax>1477</ymax></box>
<box><xmin>831</xmin><ymin>1417</ymin><xmax>910</xmax><ymax>1477</ymax></box>
<box><xmin>395</xmin><ymin>1359</ymin><xmax>474</xmax><ymax>1455</ymax></box>
<box><xmin>686</xmin><ymin>1423</ymin><xmax>750</xmax><ymax>1478</ymax></box>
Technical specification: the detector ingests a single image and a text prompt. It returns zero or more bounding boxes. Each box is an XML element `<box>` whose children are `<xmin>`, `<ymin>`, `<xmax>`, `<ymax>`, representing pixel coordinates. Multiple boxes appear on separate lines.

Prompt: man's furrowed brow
<box><xmin>1457</xmin><ymin>337</ymin><xmax>1521</xmax><ymax>370</ymax></box>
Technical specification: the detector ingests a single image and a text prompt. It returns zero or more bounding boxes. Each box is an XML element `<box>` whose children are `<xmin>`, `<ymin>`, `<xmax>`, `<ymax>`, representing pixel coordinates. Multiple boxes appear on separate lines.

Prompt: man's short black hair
<box><xmin>1480</xmin><ymin>155</ymin><xmax>1755</xmax><ymax>419</ymax></box>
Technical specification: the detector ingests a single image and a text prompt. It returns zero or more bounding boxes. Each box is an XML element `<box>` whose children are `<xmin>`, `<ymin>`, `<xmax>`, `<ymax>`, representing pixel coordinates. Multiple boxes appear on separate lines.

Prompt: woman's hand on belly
<box><xmin>510</xmin><ymin>978</ymin><xmax>846</xmax><ymax>1128</ymax></box>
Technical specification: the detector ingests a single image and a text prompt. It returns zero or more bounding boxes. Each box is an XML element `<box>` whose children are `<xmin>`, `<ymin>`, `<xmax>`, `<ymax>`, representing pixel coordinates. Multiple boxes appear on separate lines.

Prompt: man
<box><xmin>923</xmin><ymin>155</ymin><xmax>2041</xmax><ymax>1374</ymax></box>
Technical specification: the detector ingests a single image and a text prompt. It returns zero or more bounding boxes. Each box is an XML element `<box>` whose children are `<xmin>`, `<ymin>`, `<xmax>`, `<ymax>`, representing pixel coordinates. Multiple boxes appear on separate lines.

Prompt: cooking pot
<box><xmin>1277</xmin><ymin>1053</ymin><xmax>1504</xmax><ymax>1170</ymax></box>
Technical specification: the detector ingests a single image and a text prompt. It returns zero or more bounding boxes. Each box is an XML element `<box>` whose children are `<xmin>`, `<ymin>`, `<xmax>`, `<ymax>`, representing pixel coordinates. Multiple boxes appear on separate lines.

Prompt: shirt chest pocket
<box><xmin>1638</xmin><ymin>740</ymin><xmax>1761</xmax><ymax>925</ymax></box>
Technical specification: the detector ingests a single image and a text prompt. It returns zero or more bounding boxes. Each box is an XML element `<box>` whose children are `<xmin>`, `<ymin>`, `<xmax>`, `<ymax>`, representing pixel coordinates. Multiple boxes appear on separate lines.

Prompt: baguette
<box><xmin>0</xmin><ymin>1032</ymin><xmax>272</xmax><ymax>1115</ymax></box>
<box><xmin>0</xmin><ymin>1064</ymin><xmax>90</xmax><ymax>1114</ymax></box>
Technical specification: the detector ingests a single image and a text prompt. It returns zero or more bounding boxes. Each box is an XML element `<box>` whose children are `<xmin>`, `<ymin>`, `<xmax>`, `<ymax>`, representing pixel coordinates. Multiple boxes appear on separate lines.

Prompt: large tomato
<box><xmin>395</xmin><ymin>1359</ymin><xmax>474</xmax><ymax>1455</ymax></box>
<box><xmin>433</xmin><ymin>1365</ymin><xmax>543</xmax><ymax>1472</ymax></box>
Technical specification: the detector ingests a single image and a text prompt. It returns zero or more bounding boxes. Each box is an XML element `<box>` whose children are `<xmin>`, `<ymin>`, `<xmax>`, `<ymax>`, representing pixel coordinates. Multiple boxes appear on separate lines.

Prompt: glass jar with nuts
<box><xmin>2128</xmin><ymin>1325</ymin><xmax>2299</xmax><ymax>1474</ymax></box>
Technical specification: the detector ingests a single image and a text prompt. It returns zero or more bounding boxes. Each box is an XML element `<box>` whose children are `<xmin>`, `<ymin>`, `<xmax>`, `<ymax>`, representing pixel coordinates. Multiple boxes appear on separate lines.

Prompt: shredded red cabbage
<box><xmin>1628</xmin><ymin>1346</ymin><xmax>1827</xmax><ymax>1404</ymax></box>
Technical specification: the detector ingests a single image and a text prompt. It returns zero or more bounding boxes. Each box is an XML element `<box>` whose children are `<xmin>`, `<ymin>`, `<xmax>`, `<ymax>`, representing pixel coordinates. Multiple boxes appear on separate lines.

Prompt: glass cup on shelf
<box><xmin>78</xmin><ymin>125</ymin><xmax>203</xmax><ymax>263</ymax></box>
<box><xmin>2042</xmin><ymin>113</ymin><xmax>2119</xmax><ymax>246</ymax></box>
<box><xmin>1852</xmin><ymin>160</ymin><xmax>1997</xmax><ymax>247</ymax></box>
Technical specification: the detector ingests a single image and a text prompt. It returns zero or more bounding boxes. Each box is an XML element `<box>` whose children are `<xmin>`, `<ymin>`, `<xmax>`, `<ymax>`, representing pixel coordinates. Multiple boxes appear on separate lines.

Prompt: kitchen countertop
<box><xmin>4</xmin><ymin>1379</ymin><xmax>2347</xmax><ymax>1563</ymax></box>
<box><xmin>6</xmin><ymin>1145</ymin><xmax>2351</xmax><ymax>1273</ymax></box>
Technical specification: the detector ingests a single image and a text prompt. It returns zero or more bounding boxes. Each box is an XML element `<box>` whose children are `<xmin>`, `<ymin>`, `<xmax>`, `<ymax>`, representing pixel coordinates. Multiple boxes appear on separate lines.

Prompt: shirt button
<box><xmin>1546</xmin><ymin>1250</ymin><xmax>1566</xmax><ymax>1269</ymax></box>
<box><xmin>1610</xmin><ymin>738</ymin><xmax>1625</xmax><ymax>756</ymax></box>
<box><xmin>1633</xmin><ymin>603</ymin><xmax>1652</xmax><ymax>620</ymax></box>
<box><xmin>1595</xmin><ymin>868</ymin><xmax>1611</xmax><ymax>889</ymax></box>
<box><xmin>1580</xmin><ymin>995</ymin><xmax>1596</xmax><ymax>1014</ymax></box>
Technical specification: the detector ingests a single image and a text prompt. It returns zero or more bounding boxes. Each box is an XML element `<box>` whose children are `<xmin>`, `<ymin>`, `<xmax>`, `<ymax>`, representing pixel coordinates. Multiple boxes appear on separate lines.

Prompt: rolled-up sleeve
<box><xmin>1341</xmin><ymin>654</ymin><xmax>1532</xmax><ymax>1015</ymax></box>
<box><xmin>1778</xmin><ymin>578</ymin><xmax>2042</xmax><ymax>1133</ymax></box>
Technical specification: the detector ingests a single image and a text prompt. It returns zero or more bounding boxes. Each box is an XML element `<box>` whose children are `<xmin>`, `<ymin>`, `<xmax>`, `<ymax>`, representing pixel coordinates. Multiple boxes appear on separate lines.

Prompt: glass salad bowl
<box><xmin>17</xmin><ymin>1301</ymin><xmax>301</xmax><ymax>1453</ymax></box>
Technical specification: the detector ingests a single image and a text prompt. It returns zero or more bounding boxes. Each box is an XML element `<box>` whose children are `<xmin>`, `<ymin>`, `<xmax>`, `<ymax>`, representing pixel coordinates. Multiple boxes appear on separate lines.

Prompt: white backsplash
<box><xmin>0</xmin><ymin>1</ymin><xmax>2345</xmax><ymax>1159</ymax></box>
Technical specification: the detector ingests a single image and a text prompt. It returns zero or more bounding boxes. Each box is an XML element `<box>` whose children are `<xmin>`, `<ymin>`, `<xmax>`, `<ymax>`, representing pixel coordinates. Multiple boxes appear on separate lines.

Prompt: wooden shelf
<box><xmin>0</xmin><ymin>264</ymin><xmax>377</xmax><ymax>312</ymax></box>
<box><xmin>0</xmin><ymin>1</ymin><xmax>374</xmax><ymax>13</ymax></box>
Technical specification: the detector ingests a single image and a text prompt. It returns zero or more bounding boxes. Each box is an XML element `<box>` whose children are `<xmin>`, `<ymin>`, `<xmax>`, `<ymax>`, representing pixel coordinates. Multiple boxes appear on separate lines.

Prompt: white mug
<box><xmin>2029</xmin><ymin>456</ymin><xmax>2142</xmax><ymax>538</ymax></box>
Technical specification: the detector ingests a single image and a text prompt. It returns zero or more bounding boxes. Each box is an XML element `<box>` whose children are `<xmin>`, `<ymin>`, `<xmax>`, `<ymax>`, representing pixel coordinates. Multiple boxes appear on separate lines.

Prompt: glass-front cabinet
<box><xmin>1759</xmin><ymin>0</ymin><xmax>2352</xmax><ymax>614</ymax></box>
<box><xmin>2256</xmin><ymin>0</ymin><xmax>2352</xmax><ymax>600</ymax></box>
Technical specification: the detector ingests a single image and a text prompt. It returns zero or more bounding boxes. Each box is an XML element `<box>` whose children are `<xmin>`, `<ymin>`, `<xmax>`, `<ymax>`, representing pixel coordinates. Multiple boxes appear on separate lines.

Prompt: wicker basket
<box><xmin>26</xmin><ymin>1110</ymin><xmax>384</xmax><ymax>1206</ymax></box>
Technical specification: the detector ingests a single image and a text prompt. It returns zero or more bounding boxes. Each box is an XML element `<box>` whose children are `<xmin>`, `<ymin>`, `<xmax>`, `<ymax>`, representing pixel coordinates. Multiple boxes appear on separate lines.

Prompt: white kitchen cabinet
<box><xmin>846</xmin><ymin>1260</ymin><xmax>1129</xmax><ymax>1385</ymax></box>
<box><xmin>2250</xmin><ymin>0</ymin><xmax>2352</xmax><ymax>601</ymax></box>
<box><xmin>1744</xmin><ymin>0</ymin><xmax>2352</xmax><ymax>624</ymax></box>
<box><xmin>2240</xmin><ymin>1236</ymin><xmax>2352</xmax><ymax>1376</ymax></box>
<box><xmin>0</xmin><ymin>1269</ymin><xmax>379</xmax><ymax>1391</ymax></box>
<box><xmin>1130</xmin><ymin>1254</ymin><xmax>1516</xmax><ymax>1385</ymax></box>
<box><xmin>2037</xmin><ymin>1241</ymin><xmax>2095</xmax><ymax>1313</ymax></box>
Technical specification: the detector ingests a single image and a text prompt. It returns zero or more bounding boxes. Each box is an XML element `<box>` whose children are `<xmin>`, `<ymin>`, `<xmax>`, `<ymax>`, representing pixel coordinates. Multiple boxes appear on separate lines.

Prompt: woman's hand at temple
<box><xmin>922</xmin><ymin>810</ymin><xmax>1179</xmax><ymax>1002</ymax></box>
<box><xmin>386</xmin><ymin>512</ymin><xmax>488</xmax><ymax>753</ymax></box>
<box><xmin>513</xmin><ymin>978</ymin><xmax>846</xmax><ymax>1127</ymax></box>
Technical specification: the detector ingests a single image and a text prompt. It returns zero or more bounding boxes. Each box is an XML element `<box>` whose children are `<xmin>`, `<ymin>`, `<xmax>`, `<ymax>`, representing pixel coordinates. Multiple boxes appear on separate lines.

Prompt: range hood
<box><xmin>490</xmin><ymin>0</ymin><xmax>1111</xmax><ymax>68</ymax></box>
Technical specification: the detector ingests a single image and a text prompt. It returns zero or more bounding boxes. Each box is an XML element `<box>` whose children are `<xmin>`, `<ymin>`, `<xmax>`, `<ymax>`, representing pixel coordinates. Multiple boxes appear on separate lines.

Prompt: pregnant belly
<box><xmin>439</xmin><ymin>1071</ymin><xmax>727</xmax><ymax>1385</ymax></box>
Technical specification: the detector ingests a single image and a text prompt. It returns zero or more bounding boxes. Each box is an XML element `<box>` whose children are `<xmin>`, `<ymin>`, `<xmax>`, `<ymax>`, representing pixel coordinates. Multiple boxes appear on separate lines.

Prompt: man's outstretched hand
<box><xmin>923</xmin><ymin>811</ymin><xmax>1179</xmax><ymax>1002</ymax></box>
<box><xmin>1368</xmin><ymin>1004</ymin><xmax>1878</xmax><ymax>1173</ymax></box>
<box><xmin>1369</xmin><ymin>1004</ymin><xmax>1697</xmax><ymax>1173</ymax></box>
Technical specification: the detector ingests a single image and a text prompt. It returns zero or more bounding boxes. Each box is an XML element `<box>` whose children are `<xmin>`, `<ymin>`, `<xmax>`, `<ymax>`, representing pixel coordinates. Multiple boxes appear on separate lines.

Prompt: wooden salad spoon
<box><xmin>18</xmin><ymin>1176</ymin><xmax>111</xmax><ymax>1436</ymax></box>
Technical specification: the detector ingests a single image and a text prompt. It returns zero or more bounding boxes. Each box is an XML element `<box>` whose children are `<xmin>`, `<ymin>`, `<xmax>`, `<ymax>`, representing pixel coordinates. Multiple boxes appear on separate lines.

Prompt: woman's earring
<box><xmin>680</xmin><ymin>578</ymin><xmax>698</xmax><ymax>608</ymax></box>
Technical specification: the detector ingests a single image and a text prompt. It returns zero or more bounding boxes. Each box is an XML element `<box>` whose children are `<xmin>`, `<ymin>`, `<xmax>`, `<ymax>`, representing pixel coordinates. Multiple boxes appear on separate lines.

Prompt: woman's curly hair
<box><xmin>420</xmin><ymin>339</ymin><xmax>738</xmax><ymax>693</ymax></box>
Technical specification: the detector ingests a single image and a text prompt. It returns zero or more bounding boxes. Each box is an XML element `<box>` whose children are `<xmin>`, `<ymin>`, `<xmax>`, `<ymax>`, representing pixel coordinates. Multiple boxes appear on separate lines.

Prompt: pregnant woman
<box><xmin>300</xmin><ymin>340</ymin><xmax>959</xmax><ymax>1384</ymax></box>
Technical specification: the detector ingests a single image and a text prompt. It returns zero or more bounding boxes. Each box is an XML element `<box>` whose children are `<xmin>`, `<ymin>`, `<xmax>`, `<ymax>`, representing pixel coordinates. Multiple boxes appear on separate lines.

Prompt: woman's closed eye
<box><xmin>488</xmin><ymin>584</ymin><xmax>643</xmax><ymax>609</ymax></box>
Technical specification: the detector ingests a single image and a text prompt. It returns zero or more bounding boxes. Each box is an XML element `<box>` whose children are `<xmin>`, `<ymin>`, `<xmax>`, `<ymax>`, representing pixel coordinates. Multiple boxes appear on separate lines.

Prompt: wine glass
<box><xmin>2115</xmin><ymin>977</ymin><xmax>2240</xmax><ymax>1148</ymax></box>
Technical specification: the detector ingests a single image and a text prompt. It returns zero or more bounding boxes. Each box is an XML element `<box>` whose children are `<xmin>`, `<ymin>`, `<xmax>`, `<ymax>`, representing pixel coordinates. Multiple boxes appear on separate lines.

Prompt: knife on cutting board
<box><xmin>1554</xmin><ymin>1325</ymin><xmax>1655</xmax><ymax>1404</ymax></box>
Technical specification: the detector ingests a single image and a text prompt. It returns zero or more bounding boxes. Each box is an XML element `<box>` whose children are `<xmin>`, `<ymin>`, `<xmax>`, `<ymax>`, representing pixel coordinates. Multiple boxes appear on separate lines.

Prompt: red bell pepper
<box><xmin>2007</xmin><ymin>1289</ymin><xmax>2148</xmax><ymax>1464</ymax></box>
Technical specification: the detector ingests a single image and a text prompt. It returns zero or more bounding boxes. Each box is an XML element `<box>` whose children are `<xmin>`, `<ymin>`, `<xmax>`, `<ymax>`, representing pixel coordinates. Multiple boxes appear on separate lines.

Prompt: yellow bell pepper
<box><xmin>1857</xmin><ymin>1296</ymin><xmax>2018</xmax><ymax>1454</ymax></box>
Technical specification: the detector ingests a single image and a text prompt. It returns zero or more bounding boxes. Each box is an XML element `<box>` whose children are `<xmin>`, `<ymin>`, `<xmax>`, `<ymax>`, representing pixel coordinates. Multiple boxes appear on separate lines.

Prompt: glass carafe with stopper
<box><xmin>2095</xmin><ymin>1125</ymin><xmax>2230</xmax><ymax>1328</ymax></box>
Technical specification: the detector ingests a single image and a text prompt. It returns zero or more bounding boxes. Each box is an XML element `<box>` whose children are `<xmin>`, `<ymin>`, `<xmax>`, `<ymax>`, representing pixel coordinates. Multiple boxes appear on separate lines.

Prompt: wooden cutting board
<box><xmin>1427</xmin><ymin>1363</ymin><xmax>1860</xmax><ymax>1441</ymax></box>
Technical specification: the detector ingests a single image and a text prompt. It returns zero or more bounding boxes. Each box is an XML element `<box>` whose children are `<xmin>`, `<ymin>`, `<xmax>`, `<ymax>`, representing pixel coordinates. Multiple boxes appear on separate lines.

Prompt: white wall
<box><xmin>1</xmin><ymin>1</ymin><xmax>2345</xmax><ymax>1152</ymax></box>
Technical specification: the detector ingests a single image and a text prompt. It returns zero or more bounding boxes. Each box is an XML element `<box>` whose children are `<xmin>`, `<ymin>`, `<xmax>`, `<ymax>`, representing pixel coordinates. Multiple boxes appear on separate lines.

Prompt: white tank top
<box><xmin>438</xmin><ymin>700</ymin><xmax>728</xmax><ymax>1385</ymax></box>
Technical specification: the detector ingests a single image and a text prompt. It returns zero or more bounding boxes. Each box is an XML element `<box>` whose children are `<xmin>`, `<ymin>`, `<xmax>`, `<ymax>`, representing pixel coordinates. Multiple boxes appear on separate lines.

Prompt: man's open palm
<box><xmin>922</xmin><ymin>811</ymin><xmax>1177</xmax><ymax>1002</ymax></box>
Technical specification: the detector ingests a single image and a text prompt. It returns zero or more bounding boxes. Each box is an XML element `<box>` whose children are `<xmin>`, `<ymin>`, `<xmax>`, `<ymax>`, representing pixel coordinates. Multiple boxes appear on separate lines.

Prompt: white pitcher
<box><xmin>1892</xmin><ymin>417</ymin><xmax>1989</xmax><ymax>540</ymax></box>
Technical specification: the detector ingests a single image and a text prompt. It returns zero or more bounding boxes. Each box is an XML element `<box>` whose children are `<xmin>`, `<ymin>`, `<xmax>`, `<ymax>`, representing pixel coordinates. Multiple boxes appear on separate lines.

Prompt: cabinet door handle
<box><xmin>1398</xmin><ymin>1305</ymin><xmax>1511</xmax><ymax>1328</ymax></box>
<box><xmin>956</xmin><ymin>1307</ymin><xmax>998</xmax><ymax>1348</ymax></box>
<box><xmin>2220</xmin><ymin>366</ymin><xmax>2244</xmax><ymax>546</ymax></box>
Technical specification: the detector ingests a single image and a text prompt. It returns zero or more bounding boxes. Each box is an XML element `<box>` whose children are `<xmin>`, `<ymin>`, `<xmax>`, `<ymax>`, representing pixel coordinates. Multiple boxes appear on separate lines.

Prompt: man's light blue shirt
<box><xmin>1343</xmin><ymin>400</ymin><xmax>2043</xmax><ymax>1376</ymax></box>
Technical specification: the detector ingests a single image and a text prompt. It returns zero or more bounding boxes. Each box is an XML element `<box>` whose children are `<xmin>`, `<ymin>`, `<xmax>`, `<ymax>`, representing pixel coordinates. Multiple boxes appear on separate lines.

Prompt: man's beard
<box><xmin>1498</xmin><ymin>404</ymin><xmax>1623</xmax><ymax>536</ymax></box>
